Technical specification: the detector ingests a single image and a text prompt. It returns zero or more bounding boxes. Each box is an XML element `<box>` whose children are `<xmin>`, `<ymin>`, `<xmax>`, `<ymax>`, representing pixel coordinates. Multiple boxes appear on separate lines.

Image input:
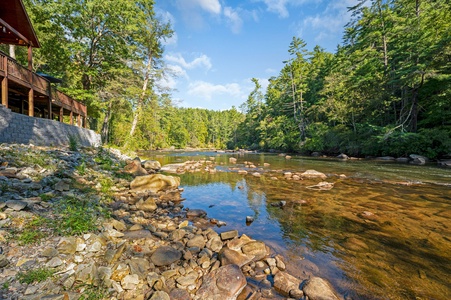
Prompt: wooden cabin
<box><xmin>0</xmin><ymin>0</ymin><xmax>87</xmax><ymax>127</ymax></box>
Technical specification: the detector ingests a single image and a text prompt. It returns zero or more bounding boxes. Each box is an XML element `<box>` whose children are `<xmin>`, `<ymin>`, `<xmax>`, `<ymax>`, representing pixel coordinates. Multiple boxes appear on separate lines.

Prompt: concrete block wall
<box><xmin>0</xmin><ymin>104</ymin><xmax>101</xmax><ymax>147</ymax></box>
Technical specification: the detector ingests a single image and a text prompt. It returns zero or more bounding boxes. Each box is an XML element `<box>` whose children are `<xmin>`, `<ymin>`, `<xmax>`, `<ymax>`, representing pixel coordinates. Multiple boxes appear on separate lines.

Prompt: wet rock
<box><xmin>306</xmin><ymin>181</ymin><xmax>334</xmax><ymax>190</ymax></box>
<box><xmin>130</xmin><ymin>174</ymin><xmax>180</xmax><ymax>193</ymax></box>
<box><xmin>241</xmin><ymin>241</ymin><xmax>268</xmax><ymax>261</ymax></box>
<box><xmin>229</xmin><ymin>157</ymin><xmax>237</xmax><ymax>164</ymax></box>
<box><xmin>273</xmin><ymin>271</ymin><xmax>301</xmax><ymax>297</ymax></box>
<box><xmin>337</xmin><ymin>153</ymin><xmax>349</xmax><ymax>160</ymax></box>
<box><xmin>219</xmin><ymin>248</ymin><xmax>254</xmax><ymax>267</ymax></box>
<box><xmin>151</xmin><ymin>246</ymin><xmax>182</xmax><ymax>266</ymax></box>
<box><xmin>301</xmin><ymin>169</ymin><xmax>327</xmax><ymax>179</ymax></box>
<box><xmin>302</xmin><ymin>276</ymin><xmax>340</xmax><ymax>300</ymax></box>
<box><xmin>221</xmin><ymin>230</ymin><xmax>238</xmax><ymax>240</ymax></box>
<box><xmin>196</xmin><ymin>264</ymin><xmax>246</xmax><ymax>300</ymax></box>
<box><xmin>186</xmin><ymin>209</ymin><xmax>207</xmax><ymax>218</ymax></box>
<box><xmin>246</xmin><ymin>216</ymin><xmax>254</xmax><ymax>224</ymax></box>
<box><xmin>409</xmin><ymin>154</ymin><xmax>429</xmax><ymax>165</ymax></box>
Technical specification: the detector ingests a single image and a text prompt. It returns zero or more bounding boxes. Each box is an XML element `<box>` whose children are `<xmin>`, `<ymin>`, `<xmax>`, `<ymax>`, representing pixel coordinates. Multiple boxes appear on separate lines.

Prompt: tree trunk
<box><xmin>9</xmin><ymin>45</ymin><xmax>16</xmax><ymax>59</ymax></box>
<box><xmin>101</xmin><ymin>100</ymin><xmax>113</xmax><ymax>143</ymax></box>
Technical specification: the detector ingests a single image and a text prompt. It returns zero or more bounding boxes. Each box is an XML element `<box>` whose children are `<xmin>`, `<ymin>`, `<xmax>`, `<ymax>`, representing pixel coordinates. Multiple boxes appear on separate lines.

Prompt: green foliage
<box><xmin>75</xmin><ymin>160</ymin><xmax>87</xmax><ymax>175</ymax></box>
<box><xmin>17</xmin><ymin>267</ymin><xmax>54</xmax><ymax>284</ymax></box>
<box><xmin>77</xmin><ymin>283</ymin><xmax>108</xmax><ymax>300</ymax></box>
<box><xmin>54</xmin><ymin>196</ymin><xmax>107</xmax><ymax>235</ymax></box>
<box><xmin>16</xmin><ymin>216</ymin><xmax>49</xmax><ymax>245</ymax></box>
<box><xmin>68</xmin><ymin>135</ymin><xmax>79</xmax><ymax>152</ymax></box>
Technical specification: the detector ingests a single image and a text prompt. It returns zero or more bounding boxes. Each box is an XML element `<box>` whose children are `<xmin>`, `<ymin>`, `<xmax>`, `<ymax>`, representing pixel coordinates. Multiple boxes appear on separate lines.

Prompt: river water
<box><xmin>140</xmin><ymin>151</ymin><xmax>451</xmax><ymax>300</ymax></box>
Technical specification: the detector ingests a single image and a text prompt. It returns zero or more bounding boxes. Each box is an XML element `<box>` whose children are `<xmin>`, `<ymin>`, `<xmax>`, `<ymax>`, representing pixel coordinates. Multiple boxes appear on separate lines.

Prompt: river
<box><xmin>139</xmin><ymin>151</ymin><xmax>451</xmax><ymax>300</ymax></box>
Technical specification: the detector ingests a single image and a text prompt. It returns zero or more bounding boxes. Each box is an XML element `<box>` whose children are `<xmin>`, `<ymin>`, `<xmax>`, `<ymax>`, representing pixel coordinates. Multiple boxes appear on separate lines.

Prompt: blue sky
<box><xmin>155</xmin><ymin>0</ymin><xmax>358</xmax><ymax>111</ymax></box>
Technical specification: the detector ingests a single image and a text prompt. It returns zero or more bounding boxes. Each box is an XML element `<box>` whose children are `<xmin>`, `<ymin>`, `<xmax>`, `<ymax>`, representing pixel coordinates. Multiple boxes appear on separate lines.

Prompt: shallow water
<box><xmin>140</xmin><ymin>151</ymin><xmax>451</xmax><ymax>300</ymax></box>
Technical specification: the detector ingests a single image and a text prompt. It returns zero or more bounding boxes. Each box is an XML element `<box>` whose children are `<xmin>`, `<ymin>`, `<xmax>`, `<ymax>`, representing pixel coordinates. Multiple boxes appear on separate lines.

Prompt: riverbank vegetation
<box><xmin>3</xmin><ymin>0</ymin><xmax>450</xmax><ymax>158</ymax></box>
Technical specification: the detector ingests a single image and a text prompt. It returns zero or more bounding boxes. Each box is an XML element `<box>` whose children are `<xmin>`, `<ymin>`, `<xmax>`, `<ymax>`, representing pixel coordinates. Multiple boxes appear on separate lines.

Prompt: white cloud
<box><xmin>167</xmin><ymin>64</ymin><xmax>188</xmax><ymax>79</ymax></box>
<box><xmin>262</xmin><ymin>0</ymin><xmax>289</xmax><ymax>18</ymax></box>
<box><xmin>176</xmin><ymin>0</ymin><xmax>221</xmax><ymax>15</ymax></box>
<box><xmin>224</xmin><ymin>6</ymin><xmax>243</xmax><ymax>34</ymax></box>
<box><xmin>187</xmin><ymin>81</ymin><xmax>242</xmax><ymax>101</ymax></box>
<box><xmin>165</xmin><ymin>53</ymin><xmax>212</xmax><ymax>71</ymax></box>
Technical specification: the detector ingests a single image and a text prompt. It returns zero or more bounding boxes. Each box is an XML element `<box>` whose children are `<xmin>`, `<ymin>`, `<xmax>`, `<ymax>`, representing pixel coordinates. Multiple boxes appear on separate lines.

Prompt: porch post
<box><xmin>28</xmin><ymin>89</ymin><xmax>34</xmax><ymax>117</ymax></box>
<box><xmin>59</xmin><ymin>107</ymin><xmax>63</xmax><ymax>122</ymax></box>
<box><xmin>1</xmin><ymin>77</ymin><xmax>7</xmax><ymax>108</ymax></box>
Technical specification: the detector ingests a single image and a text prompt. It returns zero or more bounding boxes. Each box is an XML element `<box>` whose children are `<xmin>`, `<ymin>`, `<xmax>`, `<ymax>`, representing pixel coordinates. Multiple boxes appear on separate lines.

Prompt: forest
<box><xmin>3</xmin><ymin>0</ymin><xmax>451</xmax><ymax>158</ymax></box>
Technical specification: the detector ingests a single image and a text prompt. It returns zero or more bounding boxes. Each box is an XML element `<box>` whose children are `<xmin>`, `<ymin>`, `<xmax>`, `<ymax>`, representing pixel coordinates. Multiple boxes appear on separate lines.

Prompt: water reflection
<box><xmin>140</xmin><ymin>151</ymin><xmax>451</xmax><ymax>299</ymax></box>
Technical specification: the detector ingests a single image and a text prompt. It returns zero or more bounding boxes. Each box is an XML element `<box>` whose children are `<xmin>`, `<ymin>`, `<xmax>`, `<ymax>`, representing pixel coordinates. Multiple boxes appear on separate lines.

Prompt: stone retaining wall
<box><xmin>0</xmin><ymin>104</ymin><xmax>101</xmax><ymax>147</ymax></box>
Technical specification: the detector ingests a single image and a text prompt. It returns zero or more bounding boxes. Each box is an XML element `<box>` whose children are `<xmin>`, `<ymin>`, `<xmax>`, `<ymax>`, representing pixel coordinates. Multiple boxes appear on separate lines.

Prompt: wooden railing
<box><xmin>0</xmin><ymin>50</ymin><xmax>87</xmax><ymax>117</ymax></box>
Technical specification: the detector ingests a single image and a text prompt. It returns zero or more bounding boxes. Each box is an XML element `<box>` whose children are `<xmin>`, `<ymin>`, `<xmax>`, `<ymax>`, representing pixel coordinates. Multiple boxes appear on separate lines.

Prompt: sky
<box><xmin>155</xmin><ymin>0</ymin><xmax>359</xmax><ymax>111</ymax></box>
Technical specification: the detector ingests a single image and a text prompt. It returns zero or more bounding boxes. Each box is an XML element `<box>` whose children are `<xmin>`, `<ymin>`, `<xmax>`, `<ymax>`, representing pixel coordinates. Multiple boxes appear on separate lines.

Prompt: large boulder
<box><xmin>274</xmin><ymin>271</ymin><xmax>302</xmax><ymax>297</ymax></box>
<box><xmin>302</xmin><ymin>277</ymin><xmax>340</xmax><ymax>300</ymax></box>
<box><xmin>196</xmin><ymin>264</ymin><xmax>247</xmax><ymax>300</ymax></box>
<box><xmin>150</xmin><ymin>246</ymin><xmax>182</xmax><ymax>267</ymax></box>
<box><xmin>130</xmin><ymin>174</ymin><xmax>180</xmax><ymax>193</ymax></box>
<box><xmin>409</xmin><ymin>154</ymin><xmax>429</xmax><ymax>165</ymax></box>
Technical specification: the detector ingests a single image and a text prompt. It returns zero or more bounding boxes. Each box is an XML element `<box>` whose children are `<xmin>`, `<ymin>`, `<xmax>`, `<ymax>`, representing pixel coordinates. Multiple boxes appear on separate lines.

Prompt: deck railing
<box><xmin>0</xmin><ymin>50</ymin><xmax>86</xmax><ymax>117</ymax></box>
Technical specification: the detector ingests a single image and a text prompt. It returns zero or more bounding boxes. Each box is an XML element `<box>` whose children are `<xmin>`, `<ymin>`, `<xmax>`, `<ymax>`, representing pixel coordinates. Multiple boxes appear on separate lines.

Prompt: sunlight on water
<box><xmin>140</xmin><ymin>151</ymin><xmax>451</xmax><ymax>300</ymax></box>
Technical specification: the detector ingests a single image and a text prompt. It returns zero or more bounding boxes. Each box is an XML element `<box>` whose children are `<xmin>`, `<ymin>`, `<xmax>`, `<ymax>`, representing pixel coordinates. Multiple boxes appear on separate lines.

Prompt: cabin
<box><xmin>0</xmin><ymin>0</ymin><xmax>87</xmax><ymax>127</ymax></box>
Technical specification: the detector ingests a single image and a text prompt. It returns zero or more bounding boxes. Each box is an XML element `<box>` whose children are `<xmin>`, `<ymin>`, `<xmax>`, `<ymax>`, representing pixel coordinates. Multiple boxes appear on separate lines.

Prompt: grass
<box><xmin>16</xmin><ymin>216</ymin><xmax>50</xmax><ymax>245</ymax></box>
<box><xmin>75</xmin><ymin>160</ymin><xmax>87</xmax><ymax>175</ymax></box>
<box><xmin>68</xmin><ymin>135</ymin><xmax>79</xmax><ymax>152</ymax></box>
<box><xmin>76</xmin><ymin>283</ymin><xmax>108</xmax><ymax>300</ymax></box>
<box><xmin>17</xmin><ymin>267</ymin><xmax>54</xmax><ymax>284</ymax></box>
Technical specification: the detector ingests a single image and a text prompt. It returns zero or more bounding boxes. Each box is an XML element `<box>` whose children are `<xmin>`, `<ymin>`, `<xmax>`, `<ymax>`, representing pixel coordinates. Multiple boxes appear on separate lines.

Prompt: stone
<box><xmin>122</xmin><ymin>274</ymin><xmax>140</xmax><ymax>290</ymax></box>
<box><xmin>196</xmin><ymin>264</ymin><xmax>246</xmax><ymax>300</ymax></box>
<box><xmin>301</xmin><ymin>169</ymin><xmax>327</xmax><ymax>179</ymax></box>
<box><xmin>241</xmin><ymin>241</ymin><xmax>268</xmax><ymax>261</ymax></box>
<box><xmin>143</xmin><ymin>160</ymin><xmax>161</xmax><ymax>171</ymax></box>
<box><xmin>129</xmin><ymin>257</ymin><xmax>150</xmax><ymax>279</ymax></box>
<box><xmin>0</xmin><ymin>254</ymin><xmax>9</xmax><ymax>268</ymax></box>
<box><xmin>273</xmin><ymin>271</ymin><xmax>301</xmax><ymax>297</ymax></box>
<box><xmin>150</xmin><ymin>291</ymin><xmax>170</xmax><ymax>300</ymax></box>
<box><xmin>302</xmin><ymin>277</ymin><xmax>340</xmax><ymax>300</ymax></box>
<box><xmin>207</xmin><ymin>235</ymin><xmax>223</xmax><ymax>252</ymax></box>
<box><xmin>124</xmin><ymin>158</ymin><xmax>148</xmax><ymax>176</ymax></box>
<box><xmin>105</xmin><ymin>242</ymin><xmax>126</xmax><ymax>264</ymax></box>
<box><xmin>135</xmin><ymin>197</ymin><xmax>157</xmax><ymax>212</ymax></box>
<box><xmin>229</xmin><ymin>157</ymin><xmax>237</xmax><ymax>164</ymax></box>
<box><xmin>54</xmin><ymin>180</ymin><xmax>70</xmax><ymax>191</ymax></box>
<box><xmin>221</xmin><ymin>230</ymin><xmax>238</xmax><ymax>240</ymax></box>
<box><xmin>75</xmin><ymin>263</ymin><xmax>97</xmax><ymax>284</ymax></box>
<box><xmin>58</xmin><ymin>237</ymin><xmax>78</xmax><ymax>255</ymax></box>
<box><xmin>169</xmin><ymin>288</ymin><xmax>190</xmax><ymax>300</ymax></box>
<box><xmin>219</xmin><ymin>248</ymin><xmax>254</xmax><ymax>267</ymax></box>
<box><xmin>110</xmin><ymin>219</ymin><xmax>127</xmax><ymax>231</ymax></box>
<box><xmin>5</xmin><ymin>200</ymin><xmax>27</xmax><ymax>211</ymax></box>
<box><xmin>186</xmin><ymin>209</ymin><xmax>207</xmax><ymax>218</ymax></box>
<box><xmin>176</xmin><ymin>271</ymin><xmax>198</xmax><ymax>286</ymax></box>
<box><xmin>186</xmin><ymin>234</ymin><xmax>206</xmax><ymax>249</ymax></box>
<box><xmin>130</xmin><ymin>174</ymin><xmax>180</xmax><ymax>193</ymax></box>
<box><xmin>111</xmin><ymin>263</ymin><xmax>130</xmax><ymax>281</ymax></box>
<box><xmin>307</xmin><ymin>182</ymin><xmax>334</xmax><ymax>191</ymax></box>
<box><xmin>41</xmin><ymin>247</ymin><xmax>59</xmax><ymax>258</ymax></box>
<box><xmin>150</xmin><ymin>246</ymin><xmax>182</xmax><ymax>267</ymax></box>
<box><xmin>46</xmin><ymin>257</ymin><xmax>64</xmax><ymax>268</ymax></box>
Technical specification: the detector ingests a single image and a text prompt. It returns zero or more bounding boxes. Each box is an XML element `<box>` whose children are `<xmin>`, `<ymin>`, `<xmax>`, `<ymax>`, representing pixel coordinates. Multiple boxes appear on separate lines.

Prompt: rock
<box><xmin>129</xmin><ymin>257</ymin><xmax>150</xmax><ymax>279</ymax></box>
<box><xmin>176</xmin><ymin>271</ymin><xmax>198</xmax><ymax>286</ymax></box>
<box><xmin>54</xmin><ymin>180</ymin><xmax>70</xmax><ymax>191</ymax></box>
<box><xmin>110</xmin><ymin>219</ymin><xmax>127</xmax><ymax>231</ymax></box>
<box><xmin>376</xmin><ymin>156</ymin><xmax>395</xmax><ymax>161</ymax></box>
<box><xmin>130</xmin><ymin>174</ymin><xmax>180</xmax><ymax>193</ymax></box>
<box><xmin>75</xmin><ymin>263</ymin><xmax>97</xmax><ymax>284</ymax></box>
<box><xmin>273</xmin><ymin>271</ymin><xmax>302</xmax><ymax>297</ymax></box>
<box><xmin>5</xmin><ymin>200</ymin><xmax>27</xmax><ymax>211</ymax></box>
<box><xmin>196</xmin><ymin>264</ymin><xmax>247</xmax><ymax>300</ymax></box>
<box><xmin>160</xmin><ymin>163</ymin><xmax>186</xmax><ymax>174</ymax></box>
<box><xmin>301</xmin><ymin>170</ymin><xmax>327</xmax><ymax>179</ymax></box>
<box><xmin>302</xmin><ymin>277</ymin><xmax>340</xmax><ymax>300</ymax></box>
<box><xmin>122</xmin><ymin>274</ymin><xmax>139</xmax><ymax>290</ymax></box>
<box><xmin>111</xmin><ymin>263</ymin><xmax>130</xmax><ymax>281</ymax></box>
<box><xmin>229</xmin><ymin>157</ymin><xmax>237</xmax><ymax>164</ymax></box>
<box><xmin>409</xmin><ymin>154</ymin><xmax>428</xmax><ymax>165</ymax></box>
<box><xmin>186</xmin><ymin>209</ymin><xmax>207</xmax><ymax>218</ymax></box>
<box><xmin>246</xmin><ymin>216</ymin><xmax>254</xmax><ymax>224</ymax></box>
<box><xmin>186</xmin><ymin>234</ymin><xmax>206</xmax><ymax>249</ymax></box>
<box><xmin>150</xmin><ymin>246</ymin><xmax>182</xmax><ymax>266</ymax></box>
<box><xmin>135</xmin><ymin>197</ymin><xmax>157</xmax><ymax>212</ymax></box>
<box><xmin>124</xmin><ymin>158</ymin><xmax>148</xmax><ymax>176</ymax></box>
<box><xmin>219</xmin><ymin>248</ymin><xmax>254</xmax><ymax>267</ymax></box>
<box><xmin>57</xmin><ymin>237</ymin><xmax>78</xmax><ymax>255</ymax></box>
<box><xmin>251</xmin><ymin>172</ymin><xmax>261</xmax><ymax>177</ymax></box>
<box><xmin>221</xmin><ymin>230</ymin><xmax>238</xmax><ymax>241</ymax></box>
<box><xmin>241</xmin><ymin>241</ymin><xmax>268</xmax><ymax>261</ymax></box>
<box><xmin>207</xmin><ymin>235</ymin><xmax>223</xmax><ymax>252</ymax></box>
<box><xmin>438</xmin><ymin>159</ymin><xmax>451</xmax><ymax>167</ymax></box>
<box><xmin>41</xmin><ymin>247</ymin><xmax>59</xmax><ymax>258</ymax></box>
<box><xmin>169</xmin><ymin>288</ymin><xmax>191</xmax><ymax>300</ymax></box>
<box><xmin>46</xmin><ymin>257</ymin><xmax>63</xmax><ymax>268</ymax></box>
<box><xmin>307</xmin><ymin>182</ymin><xmax>334</xmax><ymax>190</ymax></box>
<box><xmin>0</xmin><ymin>254</ymin><xmax>9</xmax><ymax>268</ymax></box>
<box><xmin>337</xmin><ymin>153</ymin><xmax>349</xmax><ymax>160</ymax></box>
<box><xmin>150</xmin><ymin>291</ymin><xmax>170</xmax><ymax>300</ymax></box>
<box><xmin>143</xmin><ymin>160</ymin><xmax>161</xmax><ymax>171</ymax></box>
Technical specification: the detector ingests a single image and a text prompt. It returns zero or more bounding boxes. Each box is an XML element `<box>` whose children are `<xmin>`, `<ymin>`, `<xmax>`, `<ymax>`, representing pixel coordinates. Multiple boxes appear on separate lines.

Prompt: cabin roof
<box><xmin>0</xmin><ymin>0</ymin><xmax>40</xmax><ymax>47</ymax></box>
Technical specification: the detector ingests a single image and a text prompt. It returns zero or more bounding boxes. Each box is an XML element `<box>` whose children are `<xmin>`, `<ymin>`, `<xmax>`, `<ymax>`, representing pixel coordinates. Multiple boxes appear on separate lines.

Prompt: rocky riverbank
<box><xmin>0</xmin><ymin>144</ymin><xmax>342</xmax><ymax>300</ymax></box>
